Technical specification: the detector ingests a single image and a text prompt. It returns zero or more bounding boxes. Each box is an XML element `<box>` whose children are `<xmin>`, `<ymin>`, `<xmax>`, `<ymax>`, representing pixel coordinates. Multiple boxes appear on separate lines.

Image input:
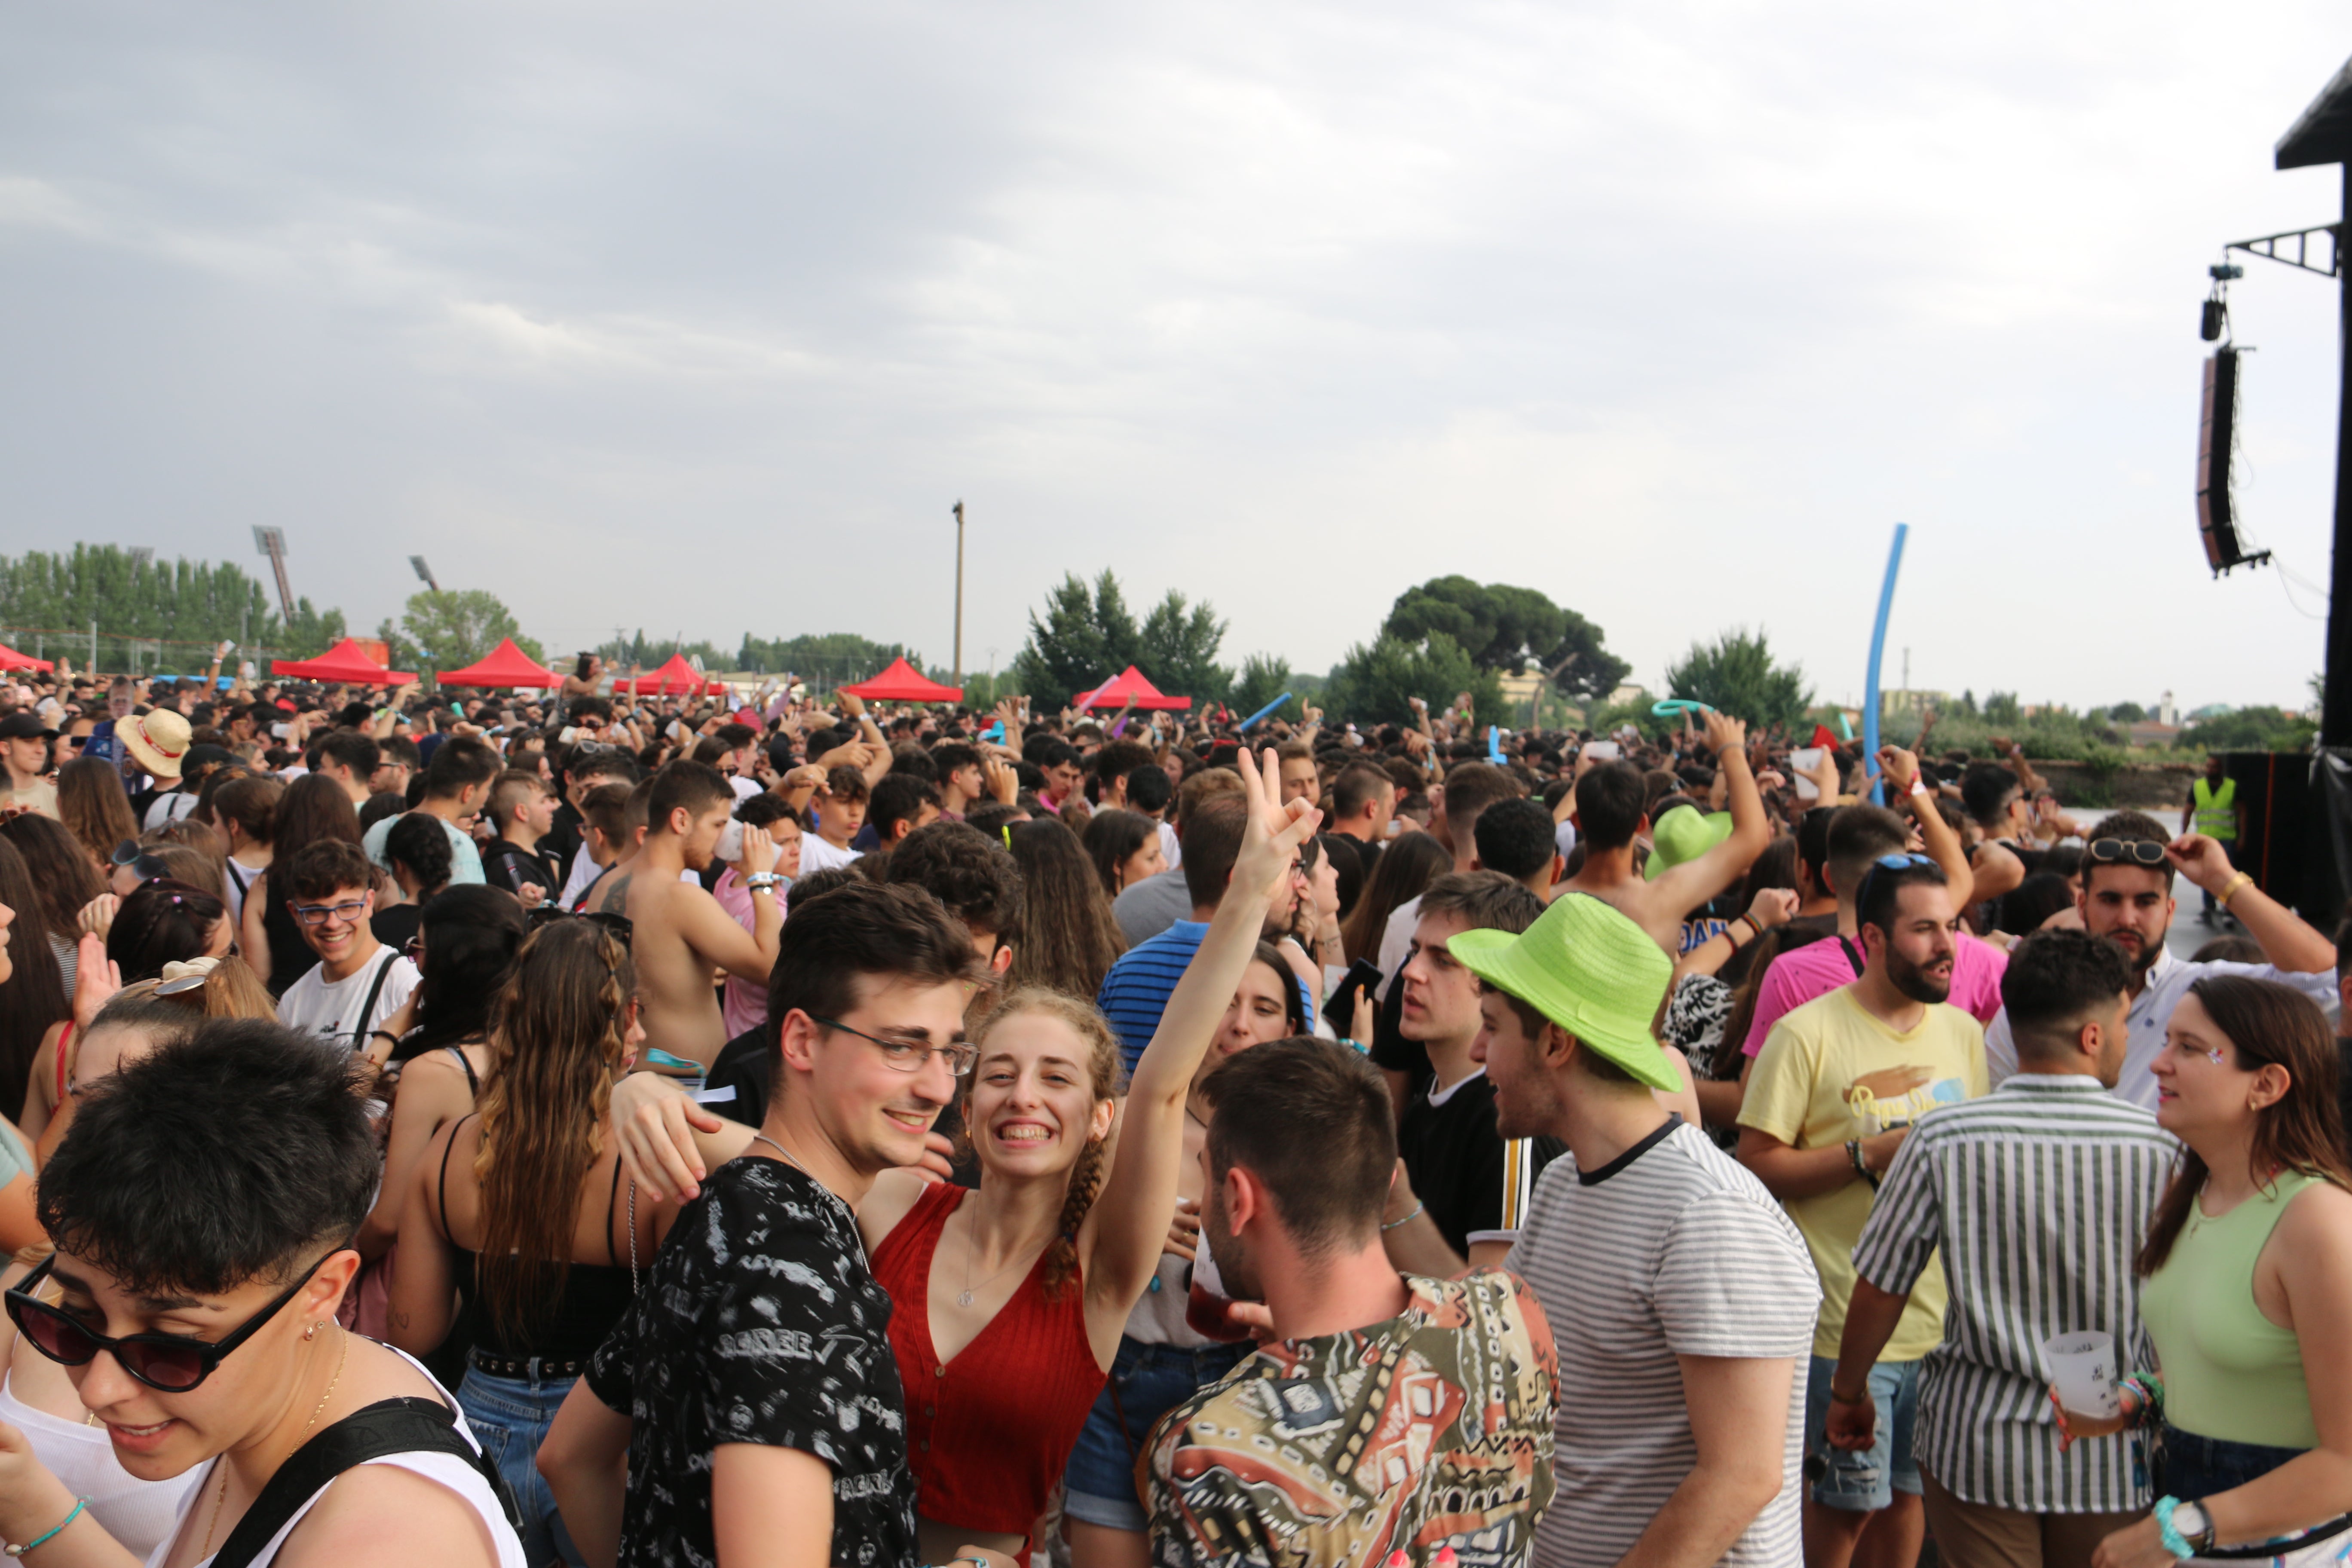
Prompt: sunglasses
<box><xmin>6</xmin><ymin>1253</ymin><xmax>329</xmax><ymax>1393</ymax></box>
<box><xmin>109</xmin><ymin>841</ymin><xmax>172</xmax><ymax>885</ymax></box>
<box><xmin>2086</xmin><ymin>837</ymin><xmax>2169</xmax><ymax>867</ymax></box>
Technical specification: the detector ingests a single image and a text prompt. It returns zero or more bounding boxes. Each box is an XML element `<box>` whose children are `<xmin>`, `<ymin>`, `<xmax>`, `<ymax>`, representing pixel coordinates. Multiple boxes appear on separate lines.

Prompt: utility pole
<box><xmin>952</xmin><ymin>501</ymin><xmax>966</xmax><ymax>686</ymax></box>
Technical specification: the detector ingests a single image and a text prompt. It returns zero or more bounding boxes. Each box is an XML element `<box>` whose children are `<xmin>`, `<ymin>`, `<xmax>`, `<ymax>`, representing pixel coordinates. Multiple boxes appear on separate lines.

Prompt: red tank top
<box><xmin>871</xmin><ymin>1182</ymin><xmax>1107</xmax><ymax>1535</ymax></box>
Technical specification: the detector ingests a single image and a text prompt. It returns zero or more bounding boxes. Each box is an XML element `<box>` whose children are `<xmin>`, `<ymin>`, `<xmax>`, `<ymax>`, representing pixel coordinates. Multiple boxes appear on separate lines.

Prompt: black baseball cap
<box><xmin>0</xmin><ymin>711</ymin><xmax>57</xmax><ymax>741</ymax></box>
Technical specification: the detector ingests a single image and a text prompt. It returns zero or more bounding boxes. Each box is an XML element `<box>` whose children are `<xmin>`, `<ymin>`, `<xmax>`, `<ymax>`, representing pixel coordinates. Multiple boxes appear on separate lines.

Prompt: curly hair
<box><xmin>967</xmin><ymin>987</ymin><xmax>1125</xmax><ymax>1302</ymax></box>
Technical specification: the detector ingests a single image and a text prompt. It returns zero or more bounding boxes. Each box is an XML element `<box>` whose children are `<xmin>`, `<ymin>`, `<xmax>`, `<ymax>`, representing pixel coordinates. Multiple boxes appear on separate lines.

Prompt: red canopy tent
<box><xmin>619</xmin><ymin>653</ymin><xmax>728</xmax><ymax>698</ymax></box>
<box><xmin>1075</xmin><ymin>665</ymin><xmax>1191</xmax><ymax>710</ymax></box>
<box><xmin>270</xmin><ymin>638</ymin><xmax>416</xmax><ymax>685</ymax></box>
<box><xmin>0</xmin><ymin>643</ymin><xmax>54</xmax><ymax>673</ymax></box>
<box><xmin>435</xmin><ymin>638</ymin><xmax>563</xmax><ymax>689</ymax></box>
<box><xmin>839</xmin><ymin>657</ymin><xmax>963</xmax><ymax>704</ymax></box>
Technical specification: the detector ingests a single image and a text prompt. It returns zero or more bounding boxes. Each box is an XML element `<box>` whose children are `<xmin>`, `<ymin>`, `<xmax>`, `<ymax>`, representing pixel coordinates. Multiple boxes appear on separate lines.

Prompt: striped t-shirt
<box><xmin>1509</xmin><ymin>1118</ymin><xmax>1818</xmax><ymax>1568</ymax></box>
<box><xmin>1852</xmin><ymin>1075</ymin><xmax>2177</xmax><ymax>1513</ymax></box>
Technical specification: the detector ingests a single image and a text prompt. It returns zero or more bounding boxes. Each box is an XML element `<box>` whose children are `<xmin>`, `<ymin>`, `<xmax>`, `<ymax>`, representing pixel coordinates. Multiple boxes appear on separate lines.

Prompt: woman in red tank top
<box><xmin>858</xmin><ymin>748</ymin><xmax>1322</xmax><ymax>1565</ymax></box>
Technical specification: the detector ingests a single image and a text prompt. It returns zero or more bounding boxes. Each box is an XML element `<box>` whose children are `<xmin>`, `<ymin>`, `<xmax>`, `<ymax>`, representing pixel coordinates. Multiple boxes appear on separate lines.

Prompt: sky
<box><xmin>0</xmin><ymin>2</ymin><xmax>2346</xmax><ymax>714</ymax></box>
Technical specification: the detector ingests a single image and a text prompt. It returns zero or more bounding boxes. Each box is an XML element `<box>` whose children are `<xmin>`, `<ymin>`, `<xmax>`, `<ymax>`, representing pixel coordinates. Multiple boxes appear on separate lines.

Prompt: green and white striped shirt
<box><xmin>1852</xmin><ymin>1075</ymin><xmax>2178</xmax><ymax>1513</ymax></box>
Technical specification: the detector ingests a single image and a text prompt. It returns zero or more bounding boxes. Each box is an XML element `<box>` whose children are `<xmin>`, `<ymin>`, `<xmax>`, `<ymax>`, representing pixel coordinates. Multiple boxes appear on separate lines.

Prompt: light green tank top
<box><xmin>2140</xmin><ymin>1170</ymin><xmax>2323</xmax><ymax>1449</ymax></box>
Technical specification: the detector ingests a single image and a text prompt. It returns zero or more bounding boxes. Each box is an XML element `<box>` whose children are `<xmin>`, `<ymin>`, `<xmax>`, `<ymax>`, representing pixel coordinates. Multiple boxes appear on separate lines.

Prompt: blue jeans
<box><xmin>1805</xmin><ymin>1355</ymin><xmax>1922</xmax><ymax>1513</ymax></box>
<box><xmin>1063</xmin><ymin>1337</ymin><xmax>1253</xmax><ymax>1531</ymax></box>
<box><xmin>458</xmin><ymin>1365</ymin><xmax>585</xmax><ymax>1568</ymax></box>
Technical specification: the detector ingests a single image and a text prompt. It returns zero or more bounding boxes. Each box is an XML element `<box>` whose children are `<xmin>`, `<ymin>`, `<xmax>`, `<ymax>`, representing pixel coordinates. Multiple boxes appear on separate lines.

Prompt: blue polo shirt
<box><xmin>1096</xmin><ymin>919</ymin><xmax>1316</xmax><ymax>1072</ymax></box>
<box><xmin>1097</xmin><ymin>920</ymin><xmax>1210</xmax><ymax>1073</ymax></box>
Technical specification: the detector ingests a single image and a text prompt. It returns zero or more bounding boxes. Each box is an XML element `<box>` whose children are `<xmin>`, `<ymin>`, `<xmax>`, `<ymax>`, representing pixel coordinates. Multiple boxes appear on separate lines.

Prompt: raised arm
<box><xmin>1878</xmin><ymin>746</ymin><xmax>1972</xmax><ymax>909</ymax></box>
<box><xmin>2170</xmin><ymin>833</ymin><xmax>2336</xmax><ymax>976</ymax></box>
<box><xmin>1083</xmin><ymin>747</ymin><xmax>1320</xmax><ymax>1326</ymax></box>
<box><xmin>679</xmin><ymin>827</ymin><xmax>783</xmax><ymax>984</ymax></box>
<box><xmin>1649</xmin><ymin>711</ymin><xmax>1768</xmax><ymax>915</ymax></box>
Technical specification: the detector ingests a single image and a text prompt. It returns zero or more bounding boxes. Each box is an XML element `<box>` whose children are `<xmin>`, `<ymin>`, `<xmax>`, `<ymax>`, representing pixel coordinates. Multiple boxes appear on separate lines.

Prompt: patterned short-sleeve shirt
<box><xmin>1143</xmin><ymin>1269</ymin><xmax>1556</xmax><ymax>1568</ymax></box>
<box><xmin>585</xmin><ymin>1156</ymin><xmax>917</xmax><ymax>1568</ymax></box>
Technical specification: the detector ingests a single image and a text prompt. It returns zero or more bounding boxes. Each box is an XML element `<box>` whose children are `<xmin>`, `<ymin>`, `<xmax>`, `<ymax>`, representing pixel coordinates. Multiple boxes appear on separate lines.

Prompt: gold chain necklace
<box><xmin>199</xmin><ymin>1324</ymin><xmax>348</xmax><ymax>1559</ymax></box>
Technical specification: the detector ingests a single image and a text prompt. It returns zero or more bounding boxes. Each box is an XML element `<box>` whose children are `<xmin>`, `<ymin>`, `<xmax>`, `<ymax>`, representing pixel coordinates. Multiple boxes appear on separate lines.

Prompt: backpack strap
<box><xmin>1836</xmin><ymin>935</ymin><xmax>1865</xmax><ymax>979</ymax></box>
<box><xmin>210</xmin><ymin>1396</ymin><xmax>519</xmax><ymax>1568</ymax></box>
<box><xmin>349</xmin><ymin>950</ymin><xmax>400</xmax><ymax>1054</ymax></box>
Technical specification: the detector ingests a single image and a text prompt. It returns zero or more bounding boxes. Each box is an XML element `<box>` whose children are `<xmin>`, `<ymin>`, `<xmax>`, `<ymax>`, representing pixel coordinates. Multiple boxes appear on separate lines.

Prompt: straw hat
<box><xmin>120</xmin><ymin>710</ymin><xmax>192</xmax><ymax>780</ymax></box>
<box><xmin>1447</xmin><ymin>894</ymin><xmax>1678</xmax><ymax>1090</ymax></box>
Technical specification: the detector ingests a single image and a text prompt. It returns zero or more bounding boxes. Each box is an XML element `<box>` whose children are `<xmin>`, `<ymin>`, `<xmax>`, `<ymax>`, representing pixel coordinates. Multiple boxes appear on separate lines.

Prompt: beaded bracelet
<box><xmin>5</xmin><ymin>1496</ymin><xmax>89</xmax><ymax>1558</ymax></box>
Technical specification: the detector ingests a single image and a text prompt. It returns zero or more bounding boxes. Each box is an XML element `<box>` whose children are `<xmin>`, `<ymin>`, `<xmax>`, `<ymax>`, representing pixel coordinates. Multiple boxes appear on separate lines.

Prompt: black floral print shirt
<box><xmin>585</xmin><ymin>1156</ymin><xmax>917</xmax><ymax>1568</ymax></box>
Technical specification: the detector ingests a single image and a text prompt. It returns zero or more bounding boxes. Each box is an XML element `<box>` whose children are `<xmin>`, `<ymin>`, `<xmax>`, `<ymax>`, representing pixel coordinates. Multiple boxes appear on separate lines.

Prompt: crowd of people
<box><xmin>0</xmin><ymin>650</ymin><xmax>2343</xmax><ymax>1568</ymax></box>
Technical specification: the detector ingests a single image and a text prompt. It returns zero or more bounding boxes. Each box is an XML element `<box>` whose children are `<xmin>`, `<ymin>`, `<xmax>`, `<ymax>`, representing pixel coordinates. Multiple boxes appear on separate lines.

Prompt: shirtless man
<box><xmin>607</xmin><ymin>760</ymin><xmax>781</xmax><ymax>1073</ymax></box>
<box><xmin>1556</xmin><ymin>708</ymin><xmax>1768</xmax><ymax>954</ymax></box>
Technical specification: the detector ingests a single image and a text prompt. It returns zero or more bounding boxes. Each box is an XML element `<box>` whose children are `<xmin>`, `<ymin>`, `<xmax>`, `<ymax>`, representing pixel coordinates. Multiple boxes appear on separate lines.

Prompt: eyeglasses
<box><xmin>526</xmin><ymin>907</ymin><xmax>634</xmax><ymax>945</ymax></box>
<box><xmin>812</xmin><ymin>1015</ymin><xmax>977</xmax><ymax>1076</ymax></box>
<box><xmin>6</xmin><ymin>1253</ymin><xmax>330</xmax><ymax>1392</ymax></box>
<box><xmin>2087</xmin><ymin>838</ymin><xmax>2169</xmax><ymax>867</ymax></box>
<box><xmin>290</xmin><ymin>898</ymin><xmax>369</xmax><ymax>928</ymax></box>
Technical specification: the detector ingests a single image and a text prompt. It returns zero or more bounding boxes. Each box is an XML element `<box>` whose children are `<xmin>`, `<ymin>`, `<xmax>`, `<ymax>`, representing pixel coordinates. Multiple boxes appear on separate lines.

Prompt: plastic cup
<box><xmin>2044</xmin><ymin>1332</ymin><xmax>2121</xmax><ymax>1419</ymax></box>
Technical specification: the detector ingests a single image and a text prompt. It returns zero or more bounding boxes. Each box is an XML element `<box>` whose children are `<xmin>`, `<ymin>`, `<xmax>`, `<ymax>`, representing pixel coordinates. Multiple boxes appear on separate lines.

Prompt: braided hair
<box><xmin>965</xmin><ymin>986</ymin><xmax>1126</xmax><ymax>1302</ymax></box>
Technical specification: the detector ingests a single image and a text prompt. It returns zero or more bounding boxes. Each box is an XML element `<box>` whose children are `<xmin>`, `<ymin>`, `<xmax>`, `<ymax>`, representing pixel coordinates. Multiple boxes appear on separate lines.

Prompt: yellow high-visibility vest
<box><xmin>2193</xmin><ymin>776</ymin><xmax>2239</xmax><ymax>841</ymax></box>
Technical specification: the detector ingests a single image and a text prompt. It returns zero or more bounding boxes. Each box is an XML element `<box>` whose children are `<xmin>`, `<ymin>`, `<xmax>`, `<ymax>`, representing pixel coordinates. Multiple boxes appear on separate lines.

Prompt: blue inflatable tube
<box><xmin>1863</xmin><ymin>524</ymin><xmax>1909</xmax><ymax>805</ymax></box>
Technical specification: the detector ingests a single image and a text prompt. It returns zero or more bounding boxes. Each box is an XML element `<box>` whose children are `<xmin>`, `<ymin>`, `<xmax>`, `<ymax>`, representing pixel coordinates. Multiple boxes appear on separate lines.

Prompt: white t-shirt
<box><xmin>276</xmin><ymin>949</ymin><xmax>420</xmax><ymax>1052</ymax></box>
<box><xmin>797</xmin><ymin>834</ymin><xmax>864</xmax><ymax>876</ymax></box>
<box><xmin>1157</xmin><ymin>820</ymin><xmax>1182</xmax><ymax>872</ymax></box>
<box><xmin>1374</xmin><ymin>893</ymin><xmax>1426</xmax><ymax>1001</ymax></box>
<box><xmin>143</xmin><ymin>790</ymin><xmax>198</xmax><ymax>831</ymax></box>
<box><xmin>1509</xmin><ymin>1119</ymin><xmax>1818</xmax><ymax>1568</ymax></box>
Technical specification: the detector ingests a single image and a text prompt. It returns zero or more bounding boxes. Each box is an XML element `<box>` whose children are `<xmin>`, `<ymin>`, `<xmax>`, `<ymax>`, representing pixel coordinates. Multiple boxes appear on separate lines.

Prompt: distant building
<box><xmin>1882</xmin><ymin>689</ymin><xmax>1947</xmax><ymax>715</ymax></box>
<box><xmin>2129</xmin><ymin>720</ymin><xmax>2181</xmax><ymax>748</ymax></box>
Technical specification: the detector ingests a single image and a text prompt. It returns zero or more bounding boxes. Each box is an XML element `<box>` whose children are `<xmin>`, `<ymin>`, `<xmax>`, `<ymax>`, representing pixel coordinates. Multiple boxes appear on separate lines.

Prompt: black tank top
<box><xmin>437</xmin><ymin>1116</ymin><xmax>636</xmax><ymax>1362</ymax></box>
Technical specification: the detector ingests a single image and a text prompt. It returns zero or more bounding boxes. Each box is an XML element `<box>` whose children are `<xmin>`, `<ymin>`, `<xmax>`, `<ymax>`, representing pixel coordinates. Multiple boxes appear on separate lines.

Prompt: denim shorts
<box><xmin>1063</xmin><ymin>1336</ymin><xmax>1253</xmax><ymax>1531</ymax></box>
<box><xmin>1804</xmin><ymin>1355</ymin><xmax>1922</xmax><ymax>1513</ymax></box>
<box><xmin>458</xmin><ymin>1363</ymin><xmax>586</xmax><ymax>1568</ymax></box>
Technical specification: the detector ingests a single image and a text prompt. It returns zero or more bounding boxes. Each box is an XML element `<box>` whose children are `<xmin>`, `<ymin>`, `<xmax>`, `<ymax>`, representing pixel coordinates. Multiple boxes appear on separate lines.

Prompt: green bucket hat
<box><xmin>1447</xmin><ymin>894</ymin><xmax>1679</xmax><ymax>1090</ymax></box>
<box><xmin>1643</xmin><ymin>804</ymin><xmax>1732</xmax><ymax>882</ymax></box>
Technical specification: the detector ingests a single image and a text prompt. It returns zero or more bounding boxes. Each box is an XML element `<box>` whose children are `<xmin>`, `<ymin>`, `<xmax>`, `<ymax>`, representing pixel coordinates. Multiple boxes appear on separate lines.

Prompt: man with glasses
<box><xmin>543</xmin><ymin>881</ymin><xmax>988</xmax><ymax>1568</ymax></box>
<box><xmin>1979</xmin><ymin>809</ymin><xmax>2337</xmax><ymax>1111</ymax></box>
<box><xmin>1739</xmin><ymin>854</ymin><xmax>1988</xmax><ymax>1568</ymax></box>
<box><xmin>273</xmin><ymin>839</ymin><xmax>419</xmax><ymax>1056</ymax></box>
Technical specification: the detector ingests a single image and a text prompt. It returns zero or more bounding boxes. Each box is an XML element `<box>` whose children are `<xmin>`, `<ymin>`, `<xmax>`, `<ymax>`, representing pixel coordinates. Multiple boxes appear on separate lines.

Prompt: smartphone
<box><xmin>1790</xmin><ymin>748</ymin><xmax>1823</xmax><ymax>800</ymax></box>
<box><xmin>1583</xmin><ymin>741</ymin><xmax>1620</xmax><ymax>763</ymax></box>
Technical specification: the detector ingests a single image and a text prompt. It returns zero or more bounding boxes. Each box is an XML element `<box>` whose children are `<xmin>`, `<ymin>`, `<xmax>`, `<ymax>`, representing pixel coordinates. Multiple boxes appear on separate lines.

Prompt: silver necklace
<box><xmin>957</xmin><ymin>1211</ymin><xmax>1042</xmax><ymax>1308</ymax></box>
<box><xmin>750</xmin><ymin>1132</ymin><xmax>866</xmax><ymax>1258</ymax></box>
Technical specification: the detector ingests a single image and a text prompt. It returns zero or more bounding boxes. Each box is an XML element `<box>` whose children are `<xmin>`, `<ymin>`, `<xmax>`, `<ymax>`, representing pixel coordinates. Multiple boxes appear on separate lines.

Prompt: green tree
<box><xmin>1228</xmin><ymin>653</ymin><xmax>1294</xmax><ymax>722</ymax></box>
<box><xmin>1136</xmin><ymin>590</ymin><xmax>1230</xmax><ymax>704</ymax></box>
<box><xmin>1983</xmin><ymin>691</ymin><xmax>2021</xmax><ymax>726</ymax></box>
<box><xmin>732</xmin><ymin>631</ymin><xmax>918</xmax><ymax>685</ymax></box>
<box><xmin>1380</xmin><ymin>576</ymin><xmax>1629</xmax><ymax>701</ymax></box>
<box><xmin>1661</xmin><ymin>629</ymin><xmax>1812</xmax><ymax>730</ymax></box>
<box><xmin>2105</xmin><ymin>701</ymin><xmax>2147</xmax><ymax>724</ymax></box>
<box><xmin>280</xmin><ymin>599</ymin><xmax>349</xmax><ymax>660</ymax></box>
<box><xmin>395</xmin><ymin>590</ymin><xmax>541</xmax><ymax>675</ymax></box>
<box><xmin>0</xmin><ymin>543</ymin><xmax>349</xmax><ymax>659</ymax></box>
<box><xmin>1321</xmin><ymin>634</ymin><xmax>1505</xmax><ymax>729</ymax></box>
<box><xmin>1012</xmin><ymin>571</ymin><xmax>1142</xmax><ymax>704</ymax></box>
<box><xmin>2178</xmin><ymin>706</ymin><xmax>2316</xmax><ymax>753</ymax></box>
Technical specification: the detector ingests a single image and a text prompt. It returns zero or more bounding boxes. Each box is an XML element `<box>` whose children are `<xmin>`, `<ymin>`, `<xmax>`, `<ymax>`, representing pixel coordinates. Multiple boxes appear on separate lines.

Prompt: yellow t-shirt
<box><xmin>1740</xmin><ymin>986</ymin><xmax>1988</xmax><ymax>1360</ymax></box>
